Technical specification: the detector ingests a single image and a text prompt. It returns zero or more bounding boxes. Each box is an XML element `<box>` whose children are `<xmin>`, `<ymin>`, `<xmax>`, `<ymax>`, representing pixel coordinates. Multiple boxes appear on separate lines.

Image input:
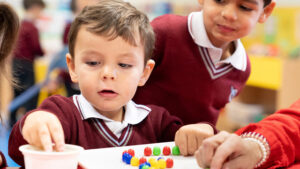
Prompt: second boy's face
<box><xmin>67</xmin><ymin>27</ymin><xmax>154</xmax><ymax>121</ymax></box>
<box><xmin>201</xmin><ymin>0</ymin><xmax>273</xmax><ymax>47</ymax></box>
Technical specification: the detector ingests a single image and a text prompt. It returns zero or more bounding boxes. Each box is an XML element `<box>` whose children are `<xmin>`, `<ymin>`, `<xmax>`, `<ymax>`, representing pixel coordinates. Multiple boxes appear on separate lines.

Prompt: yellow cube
<box><xmin>130</xmin><ymin>156</ymin><xmax>139</xmax><ymax>166</ymax></box>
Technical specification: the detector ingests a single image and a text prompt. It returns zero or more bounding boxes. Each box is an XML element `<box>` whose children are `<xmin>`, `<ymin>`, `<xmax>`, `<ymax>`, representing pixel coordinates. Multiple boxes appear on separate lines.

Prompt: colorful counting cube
<box><xmin>153</xmin><ymin>146</ymin><xmax>161</xmax><ymax>156</ymax></box>
<box><xmin>166</xmin><ymin>158</ymin><xmax>174</xmax><ymax>168</ymax></box>
<box><xmin>128</xmin><ymin>148</ymin><xmax>135</xmax><ymax>157</ymax></box>
<box><xmin>158</xmin><ymin>159</ymin><xmax>166</xmax><ymax>169</ymax></box>
<box><xmin>122</xmin><ymin>152</ymin><xmax>132</xmax><ymax>164</ymax></box>
<box><xmin>163</xmin><ymin>146</ymin><xmax>171</xmax><ymax>156</ymax></box>
<box><xmin>139</xmin><ymin>162</ymin><xmax>151</xmax><ymax>169</ymax></box>
<box><xmin>131</xmin><ymin>156</ymin><xmax>139</xmax><ymax>166</ymax></box>
<box><xmin>148</xmin><ymin>157</ymin><xmax>158</xmax><ymax>168</ymax></box>
<box><xmin>141</xmin><ymin>166</ymin><xmax>150</xmax><ymax>169</ymax></box>
<box><xmin>139</xmin><ymin>157</ymin><xmax>147</xmax><ymax>165</ymax></box>
<box><xmin>172</xmin><ymin>146</ymin><xmax>180</xmax><ymax>155</ymax></box>
<box><xmin>144</xmin><ymin>147</ymin><xmax>152</xmax><ymax>156</ymax></box>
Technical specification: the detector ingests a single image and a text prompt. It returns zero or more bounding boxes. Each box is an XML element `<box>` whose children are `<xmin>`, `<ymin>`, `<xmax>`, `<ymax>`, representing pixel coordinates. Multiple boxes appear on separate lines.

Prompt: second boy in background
<box><xmin>8</xmin><ymin>0</ymin><xmax>213</xmax><ymax>166</ymax></box>
<box><xmin>134</xmin><ymin>0</ymin><xmax>275</xmax><ymax>155</ymax></box>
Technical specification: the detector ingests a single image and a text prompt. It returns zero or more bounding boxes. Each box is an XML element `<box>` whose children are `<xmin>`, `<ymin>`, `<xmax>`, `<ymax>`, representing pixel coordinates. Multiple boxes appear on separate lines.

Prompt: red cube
<box><xmin>127</xmin><ymin>149</ymin><xmax>135</xmax><ymax>157</ymax></box>
<box><xmin>139</xmin><ymin>157</ymin><xmax>147</xmax><ymax>165</ymax></box>
<box><xmin>144</xmin><ymin>146</ymin><xmax>152</xmax><ymax>156</ymax></box>
<box><xmin>166</xmin><ymin>158</ymin><xmax>174</xmax><ymax>168</ymax></box>
<box><xmin>163</xmin><ymin>146</ymin><xmax>171</xmax><ymax>156</ymax></box>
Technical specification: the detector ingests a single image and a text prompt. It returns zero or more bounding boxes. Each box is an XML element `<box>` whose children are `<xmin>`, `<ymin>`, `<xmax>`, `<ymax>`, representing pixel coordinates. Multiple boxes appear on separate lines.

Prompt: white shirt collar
<box><xmin>188</xmin><ymin>11</ymin><xmax>247</xmax><ymax>71</ymax></box>
<box><xmin>73</xmin><ymin>94</ymin><xmax>150</xmax><ymax>125</ymax></box>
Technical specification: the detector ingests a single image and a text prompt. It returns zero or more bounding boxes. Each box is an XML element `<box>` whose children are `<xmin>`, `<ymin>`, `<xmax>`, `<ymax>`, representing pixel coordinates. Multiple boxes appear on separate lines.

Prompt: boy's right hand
<box><xmin>175</xmin><ymin>123</ymin><xmax>214</xmax><ymax>156</ymax></box>
<box><xmin>22</xmin><ymin>111</ymin><xmax>65</xmax><ymax>152</ymax></box>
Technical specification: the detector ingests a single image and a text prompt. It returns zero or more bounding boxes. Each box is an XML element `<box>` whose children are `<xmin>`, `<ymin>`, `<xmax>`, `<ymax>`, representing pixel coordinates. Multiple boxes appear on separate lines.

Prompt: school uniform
<box><xmin>13</xmin><ymin>20</ymin><xmax>44</xmax><ymax>62</ymax></box>
<box><xmin>236</xmin><ymin>99</ymin><xmax>300</xmax><ymax>169</ymax></box>
<box><xmin>134</xmin><ymin>11</ymin><xmax>251</xmax><ymax>125</ymax></box>
<box><xmin>9</xmin><ymin>95</ymin><xmax>182</xmax><ymax>166</ymax></box>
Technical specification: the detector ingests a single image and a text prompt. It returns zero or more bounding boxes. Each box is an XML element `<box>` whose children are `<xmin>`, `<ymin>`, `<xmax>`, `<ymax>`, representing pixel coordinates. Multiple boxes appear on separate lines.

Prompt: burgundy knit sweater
<box><xmin>9</xmin><ymin>95</ymin><xmax>182</xmax><ymax>166</ymax></box>
<box><xmin>134</xmin><ymin>14</ymin><xmax>251</xmax><ymax>125</ymax></box>
<box><xmin>14</xmin><ymin>20</ymin><xmax>44</xmax><ymax>62</ymax></box>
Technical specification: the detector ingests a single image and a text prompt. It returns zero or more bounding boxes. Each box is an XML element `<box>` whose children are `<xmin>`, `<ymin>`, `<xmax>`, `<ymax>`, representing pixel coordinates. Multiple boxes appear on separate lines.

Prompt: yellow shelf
<box><xmin>246</xmin><ymin>56</ymin><xmax>282</xmax><ymax>90</ymax></box>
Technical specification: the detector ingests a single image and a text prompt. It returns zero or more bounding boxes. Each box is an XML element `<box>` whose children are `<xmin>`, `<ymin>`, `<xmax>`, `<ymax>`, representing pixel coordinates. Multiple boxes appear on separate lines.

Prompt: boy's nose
<box><xmin>221</xmin><ymin>5</ymin><xmax>238</xmax><ymax>21</ymax></box>
<box><xmin>101</xmin><ymin>66</ymin><xmax>117</xmax><ymax>80</ymax></box>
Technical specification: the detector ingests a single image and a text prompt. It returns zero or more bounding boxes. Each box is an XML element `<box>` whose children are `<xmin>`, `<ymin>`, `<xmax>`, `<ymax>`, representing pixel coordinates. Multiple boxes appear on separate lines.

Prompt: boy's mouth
<box><xmin>100</xmin><ymin>90</ymin><xmax>115</xmax><ymax>93</ymax></box>
<box><xmin>217</xmin><ymin>24</ymin><xmax>235</xmax><ymax>33</ymax></box>
<box><xmin>98</xmin><ymin>90</ymin><xmax>118</xmax><ymax>97</ymax></box>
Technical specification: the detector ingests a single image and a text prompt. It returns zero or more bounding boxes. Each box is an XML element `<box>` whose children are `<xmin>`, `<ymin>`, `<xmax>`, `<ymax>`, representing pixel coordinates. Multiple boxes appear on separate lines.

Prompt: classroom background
<box><xmin>1</xmin><ymin>0</ymin><xmax>300</xmax><ymax>167</ymax></box>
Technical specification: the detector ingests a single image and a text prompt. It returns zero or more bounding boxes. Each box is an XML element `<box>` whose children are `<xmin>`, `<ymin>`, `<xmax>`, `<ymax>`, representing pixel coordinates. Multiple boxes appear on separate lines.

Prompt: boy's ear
<box><xmin>258</xmin><ymin>1</ymin><xmax>276</xmax><ymax>23</ymax></box>
<box><xmin>66</xmin><ymin>53</ymin><xmax>78</xmax><ymax>83</ymax></box>
<box><xmin>138</xmin><ymin>59</ymin><xmax>155</xmax><ymax>86</ymax></box>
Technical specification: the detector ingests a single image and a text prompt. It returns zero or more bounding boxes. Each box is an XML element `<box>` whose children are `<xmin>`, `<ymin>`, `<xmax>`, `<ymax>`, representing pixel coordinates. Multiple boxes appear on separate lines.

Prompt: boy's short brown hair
<box><xmin>23</xmin><ymin>0</ymin><xmax>45</xmax><ymax>10</ymax></box>
<box><xmin>68</xmin><ymin>0</ymin><xmax>155</xmax><ymax>64</ymax></box>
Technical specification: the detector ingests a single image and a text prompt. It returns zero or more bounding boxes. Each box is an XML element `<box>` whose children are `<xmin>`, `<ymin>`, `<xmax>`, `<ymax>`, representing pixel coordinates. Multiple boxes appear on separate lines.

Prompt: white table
<box><xmin>79</xmin><ymin>142</ymin><xmax>202</xmax><ymax>169</ymax></box>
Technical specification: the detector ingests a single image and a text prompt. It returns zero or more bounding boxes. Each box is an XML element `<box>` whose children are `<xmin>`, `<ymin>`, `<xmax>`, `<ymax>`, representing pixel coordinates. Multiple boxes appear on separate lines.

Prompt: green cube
<box><xmin>153</xmin><ymin>146</ymin><xmax>161</xmax><ymax>156</ymax></box>
<box><xmin>172</xmin><ymin>146</ymin><xmax>180</xmax><ymax>155</ymax></box>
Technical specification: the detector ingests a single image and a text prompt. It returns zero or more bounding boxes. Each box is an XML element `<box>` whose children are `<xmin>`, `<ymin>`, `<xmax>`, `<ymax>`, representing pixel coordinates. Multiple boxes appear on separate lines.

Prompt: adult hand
<box><xmin>195</xmin><ymin>131</ymin><xmax>262</xmax><ymax>169</ymax></box>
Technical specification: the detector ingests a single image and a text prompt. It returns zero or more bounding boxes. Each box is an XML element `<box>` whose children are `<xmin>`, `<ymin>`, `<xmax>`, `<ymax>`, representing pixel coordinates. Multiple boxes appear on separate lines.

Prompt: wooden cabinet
<box><xmin>217</xmin><ymin>56</ymin><xmax>300</xmax><ymax>132</ymax></box>
<box><xmin>246</xmin><ymin>56</ymin><xmax>300</xmax><ymax>110</ymax></box>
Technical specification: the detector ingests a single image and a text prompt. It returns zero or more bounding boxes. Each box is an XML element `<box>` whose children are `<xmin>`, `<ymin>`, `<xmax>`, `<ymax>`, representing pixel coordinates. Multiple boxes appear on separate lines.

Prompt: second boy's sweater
<box><xmin>134</xmin><ymin>14</ymin><xmax>251</xmax><ymax>125</ymax></box>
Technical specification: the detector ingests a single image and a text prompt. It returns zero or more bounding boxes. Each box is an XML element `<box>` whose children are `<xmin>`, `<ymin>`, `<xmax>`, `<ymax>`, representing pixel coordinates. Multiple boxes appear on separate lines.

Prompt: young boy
<box><xmin>10</xmin><ymin>0</ymin><xmax>45</xmax><ymax>127</ymax></box>
<box><xmin>8</xmin><ymin>0</ymin><xmax>212</xmax><ymax>166</ymax></box>
<box><xmin>133</xmin><ymin>0</ymin><xmax>275</xmax><ymax>155</ymax></box>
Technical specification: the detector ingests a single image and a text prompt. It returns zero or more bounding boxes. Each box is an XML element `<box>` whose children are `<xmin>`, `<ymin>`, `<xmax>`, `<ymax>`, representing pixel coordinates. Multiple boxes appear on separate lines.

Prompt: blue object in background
<box><xmin>151</xmin><ymin>2</ymin><xmax>172</xmax><ymax>17</ymax></box>
<box><xmin>0</xmin><ymin>125</ymin><xmax>20</xmax><ymax>167</ymax></box>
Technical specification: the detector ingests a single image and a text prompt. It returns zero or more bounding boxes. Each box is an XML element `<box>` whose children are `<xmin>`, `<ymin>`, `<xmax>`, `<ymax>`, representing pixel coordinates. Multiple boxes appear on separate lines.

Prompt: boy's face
<box><xmin>66</xmin><ymin>26</ymin><xmax>154</xmax><ymax>120</ymax></box>
<box><xmin>30</xmin><ymin>5</ymin><xmax>44</xmax><ymax>20</ymax></box>
<box><xmin>200</xmin><ymin>0</ymin><xmax>275</xmax><ymax>47</ymax></box>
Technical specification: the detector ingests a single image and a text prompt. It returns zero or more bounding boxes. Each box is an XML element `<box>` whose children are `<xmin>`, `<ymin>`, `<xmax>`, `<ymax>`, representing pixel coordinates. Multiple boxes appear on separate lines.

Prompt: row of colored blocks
<box><xmin>122</xmin><ymin>153</ymin><xmax>174</xmax><ymax>169</ymax></box>
<box><xmin>122</xmin><ymin>147</ymin><xmax>179</xmax><ymax>168</ymax></box>
<box><xmin>144</xmin><ymin>146</ymin><xmax>181</xmax><ymax>156</ymax></box>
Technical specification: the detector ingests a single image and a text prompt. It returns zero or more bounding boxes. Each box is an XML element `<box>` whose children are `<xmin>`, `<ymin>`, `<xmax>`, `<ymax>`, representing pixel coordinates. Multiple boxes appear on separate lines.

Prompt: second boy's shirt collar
<box><xmin>73</xmin><ymin>94</ymin><xmax>150</xmax><ymax>124</ymax></box>
<box><xmin>188</xmin><ymin>11</ymin><xmax>247</xmax><ymax>71</ymax></box>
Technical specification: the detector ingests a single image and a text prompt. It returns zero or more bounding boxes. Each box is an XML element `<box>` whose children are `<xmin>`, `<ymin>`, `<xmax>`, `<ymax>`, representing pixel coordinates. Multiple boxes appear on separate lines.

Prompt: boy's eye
<box><xmin>214</xmin><ymin>0</ymin><xmax>225</xmax><ymax>3</ymax></box>
<box><xmin>86</xmin><ymin>61</ymin><xmax>100</xmax><ymax>66</ymax></box>
<box><xmin>119</xmin><ymin>63</ymin><xmax>132</xmax><ymax>68</ymax></box>
<box><xmin>240</xmin><ymin>5</ymin><xmax>253</xmax><ymax>11</ymax></box>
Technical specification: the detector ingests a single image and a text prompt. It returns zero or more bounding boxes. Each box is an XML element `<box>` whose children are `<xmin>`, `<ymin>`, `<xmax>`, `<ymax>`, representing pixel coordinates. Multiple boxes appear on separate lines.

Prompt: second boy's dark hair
<box><xmin>23</xmin><ymin>0</ymin><xmax>45</xmax><ymax>10</ymax></box>
<box><xmin>68</xmin><ymin>0</ymin><xmax>155</xmax><ymax>64</ymax></box>
<box><xmin>264</xmin><ymin>0</ymin><xmax>272</xmax><ymax>7</ymax></box>
<box><xmin>70</xmin><ymin>0</ymin><xmax>77</xmax><ymax>14</ymax></box>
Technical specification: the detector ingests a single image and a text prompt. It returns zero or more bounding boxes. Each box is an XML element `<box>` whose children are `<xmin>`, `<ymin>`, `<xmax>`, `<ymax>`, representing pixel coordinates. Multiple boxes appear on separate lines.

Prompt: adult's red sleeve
<box><xmin>236</xmin><ymin>99</ymin><xmax>300</xmax><ymax>169</ymax></box>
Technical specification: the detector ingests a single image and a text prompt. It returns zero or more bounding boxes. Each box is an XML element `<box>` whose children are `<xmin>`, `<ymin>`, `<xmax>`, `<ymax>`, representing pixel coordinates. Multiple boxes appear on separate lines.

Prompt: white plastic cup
<box><xmin>19</xmin><ymin>144</ymin><xmax>84</xmax><ymax>169</ymax></box>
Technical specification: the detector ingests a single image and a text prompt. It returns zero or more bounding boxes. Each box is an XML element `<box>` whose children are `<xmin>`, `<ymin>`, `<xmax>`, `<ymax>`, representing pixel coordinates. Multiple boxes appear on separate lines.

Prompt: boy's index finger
<box><xmin>47</xmin><ymin>117</ymin><xmax>65</xmax><ymax>152</ymax></box>
<box><xmin>38</xmin><ymin>125</ymin><xmax>53</xmax><ymax>152</ymax></box>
